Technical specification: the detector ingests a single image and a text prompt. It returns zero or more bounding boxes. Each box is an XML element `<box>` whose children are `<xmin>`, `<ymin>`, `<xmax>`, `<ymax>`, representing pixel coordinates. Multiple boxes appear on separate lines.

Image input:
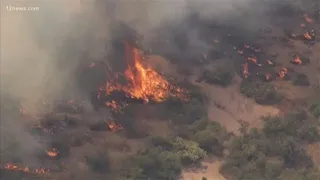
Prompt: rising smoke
<box><xmin>0</xmin><ymin>0</ymin><xmax>311</xmax><ymax>167</ymax></box>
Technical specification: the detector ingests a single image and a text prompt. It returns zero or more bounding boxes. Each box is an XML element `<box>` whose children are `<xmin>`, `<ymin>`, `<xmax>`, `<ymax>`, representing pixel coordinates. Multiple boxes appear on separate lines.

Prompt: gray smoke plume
<box><xmin>0</xmin><ymin>0</ymin><xmax>313</xmax><ymax>167</ymax></box>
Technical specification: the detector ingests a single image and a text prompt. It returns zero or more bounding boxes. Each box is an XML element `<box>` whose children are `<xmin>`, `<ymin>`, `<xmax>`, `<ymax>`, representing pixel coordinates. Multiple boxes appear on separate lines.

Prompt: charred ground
<box><xmin>1</xmin><ymin>0</ymin><xmax>320</xmax><ymax>180</ymax></box>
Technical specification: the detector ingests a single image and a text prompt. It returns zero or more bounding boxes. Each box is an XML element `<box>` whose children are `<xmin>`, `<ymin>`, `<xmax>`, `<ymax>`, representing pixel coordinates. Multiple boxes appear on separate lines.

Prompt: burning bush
<box><xmin>292</xmin><ymin>73</ymin><xmax>310</xmax><ymax>86</ymax></box>
<box><xmin>240</xmin><ymin>80</ymin><xmax>282</xmax><ymax>105</ymax></box>
<box><xmin>85</xmin><ymin>152</ymin><xmax>110</xmax><ymax>173</ymax></box>
<box><xmin>49</xmin><ymin>140</ymin><xmax>70</xmax><ymax>159</ymax></box>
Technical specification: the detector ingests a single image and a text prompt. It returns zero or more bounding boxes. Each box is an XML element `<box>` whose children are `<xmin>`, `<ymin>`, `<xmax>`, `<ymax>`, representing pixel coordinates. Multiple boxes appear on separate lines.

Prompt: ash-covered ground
<box><xmin>1</xmin><ymin>0</ymin><xmax>320</xmax><ymax>180</ymax></box>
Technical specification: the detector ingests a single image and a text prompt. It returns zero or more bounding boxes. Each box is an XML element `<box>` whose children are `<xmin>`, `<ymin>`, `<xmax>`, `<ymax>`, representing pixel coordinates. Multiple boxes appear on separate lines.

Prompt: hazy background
<box><xmin>0</xmin><ymin>0</ymin><xmax>307</xmax><ymax>166</ymax></box>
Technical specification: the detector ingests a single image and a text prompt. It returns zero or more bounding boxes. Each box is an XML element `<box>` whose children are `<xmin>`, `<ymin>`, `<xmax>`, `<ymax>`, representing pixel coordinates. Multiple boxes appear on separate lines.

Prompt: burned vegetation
<box><xmin>1</xmin><ymin>0</ymin><xmax>320</xmax><ymax>180</ymax></box>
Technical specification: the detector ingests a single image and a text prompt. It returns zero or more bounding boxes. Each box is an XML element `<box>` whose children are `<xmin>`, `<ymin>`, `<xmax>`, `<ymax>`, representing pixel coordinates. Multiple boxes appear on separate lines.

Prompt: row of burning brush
<box><xmin>237</xmin><ymin>13</ymin><xmax>315</xmax><ymax>81</ymax></box>
<box><xmin>240</xmin><ymin>52</ymin><xmax>308</xmax><ymax>81</ymax></box>
<box><xmin>286</xmin><ymin>13</ymin><xmax>317</xmax><ymax>43</ymax></box>
<box><xmin>1</xmin><ymin>148</ymin><xmax>59</xmax><ymax>175</ymax></box>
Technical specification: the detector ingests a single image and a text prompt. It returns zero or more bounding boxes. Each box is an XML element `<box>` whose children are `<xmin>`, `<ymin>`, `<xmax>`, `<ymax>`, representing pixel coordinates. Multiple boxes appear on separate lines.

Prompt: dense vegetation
<box><xmin>240</xmin><ymin>80</ymin><xmax>282</xmax><ymax>105</ymax></box>
<box><xmin>220</xmin><ymin>110</ymin><xmax>320</xmax><ymax>180</ymax></box>
<box><xmin>123</xmin><ymin>137</ymin><xmax>206</xmax><ymax>180</ymax></box>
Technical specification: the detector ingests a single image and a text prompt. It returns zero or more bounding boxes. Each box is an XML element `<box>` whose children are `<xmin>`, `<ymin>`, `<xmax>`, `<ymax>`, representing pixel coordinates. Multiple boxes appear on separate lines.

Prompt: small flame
<box><xmin>278</xmin><ymin>68</ymin><xmax>288</xmax><ymax>79</ymax></box>
<box><xmin>3</xmin><ymin>163</ymin><xmax>48</xmax><ymax>174</ymax></box>
<box><xmin>242</xmin><ymin>63</ymin><xmax>248</xmax><ymax>79</ymax></box>
<box><xmin>303</xmin><ymin>14</ymin><xmax>313</xmax><ymax>23</ymax></box>
<box><xmin>304</xmin><ymin>32</ymin><xmax>312</xmax><ymax>40</ymax></box>
<box><xmin>107</xmin><ymin>121</ymin><xmax>123</xmax><ymax>132</ymax></box>
<box><xmin>247</xmin><ymin>57</ymin><xmax>257</xmax><ymax>64</ymax></box>
<box><xmin>46</xmin><ymin>148</ymin><xmax>58</xmax><ymax>157</ymax></box>
<box><xmin>291</xmin><ymin>55</ymin><xmax>302</xmax><ymax>65</ymax></box>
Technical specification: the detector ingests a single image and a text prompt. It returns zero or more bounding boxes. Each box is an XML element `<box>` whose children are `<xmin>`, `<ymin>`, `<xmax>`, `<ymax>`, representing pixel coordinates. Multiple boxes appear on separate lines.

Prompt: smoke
<box><xmin>0</xmin><ymin>0</ymin><xmax>310</xmax><ymax>167</ymax></box>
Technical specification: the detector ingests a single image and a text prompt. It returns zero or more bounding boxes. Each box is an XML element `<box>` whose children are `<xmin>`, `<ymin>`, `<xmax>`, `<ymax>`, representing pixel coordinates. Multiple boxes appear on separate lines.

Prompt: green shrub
<box><xmin>85</xmin><ymin>152</ymin><xmax>110</xmax><ymax>173</ymax></box>
<box><xmin>187</xmin><ymin>119</ymin><xmax>228</xmax><ymax>155</ymax></box>
<box><xmin>292</xmin><ymin>73</ymin><xmax>310</xmax><ymax>86</ymax></box>
<box><xmin>221</xmin><ymin>111</ymin><xmax>320</xmax><ymax>180</ymax></box>
<box><xmin>309</xmin><ymin>102</ymin><xmax>320</xmax><ymax>118</ymax></box>
<box><xmin>277</xmin><ymin>168</ymin><xmax>320</xmax><ymax>180</ymax></box>
<box><xmin>240</xmin><ymin>80</ymin><xmax>282</xmax><ymax>105</ymax></box>
<box><xmin>263</xmin><ymin>111</ymin><xmax>320</xmax><ymax>143</ymax></box>
<box><xmin>199</xmin><ymin>68</ymin><xmax>234</xmax><ymax>87</ymax></box>
<box><xmin>124</xmin><ymin>137</ymin><xmax>206</xmax><ymax>180</ymax></box>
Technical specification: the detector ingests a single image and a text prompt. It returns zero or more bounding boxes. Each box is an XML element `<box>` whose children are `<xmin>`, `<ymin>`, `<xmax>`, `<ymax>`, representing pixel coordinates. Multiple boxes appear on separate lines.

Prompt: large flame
<box><xmin>105</xmin><ymin>42</ymin><xmax>188</xmax><ymax>104</ymax></box>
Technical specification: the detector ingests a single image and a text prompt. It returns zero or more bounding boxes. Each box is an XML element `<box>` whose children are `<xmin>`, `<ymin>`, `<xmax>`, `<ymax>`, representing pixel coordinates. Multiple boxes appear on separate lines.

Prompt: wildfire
<box><xmin>291</xmin><ymin>55</ymin><xmax>303</xmax><ymax>65</ymax></box>
<box><xmin>242</xmin><ymin>63</ymin><xmax>248</xmax><ymax>79</ymax></box>
<box><xmin>104</xmin><ymin>42</ymin><xmax>188</xmax><ymax>103</ymax></box>
<box><xmin>303</xmin><ymin>13</ymin><xmax>313</xmax><ymax>23</ymax></box>
<box><xmin>278</xmin><ymin>68</ymin><xmax>288</xmax><ymax>79</ymax></box>
<box><xmin>304</xmin><ymin>32</ymin><xmax>312</xmax><ymax>40</ymax></box>
<box><xmin>3</xmin><ymin>163</ymin><xmax>48</xmax><ymax>174</ymax></box>
<box><xmin>46</xmin><ymin>148</ymin><xmax>59</xmax><ymax>157</ymax></box>
<box><xmin>265</xmin><ymin>73</ymin><xmax>272</xmax><ymax>81</ymax></box>
<box><xmin>247</xmin><ymin>57</ymin><xmax>257</xmax><ymax>64</ymax></box>
<box><xmin>107</xmin><ymin>121</ymin><xmax>123</xmax><ymax>132</ymax></box>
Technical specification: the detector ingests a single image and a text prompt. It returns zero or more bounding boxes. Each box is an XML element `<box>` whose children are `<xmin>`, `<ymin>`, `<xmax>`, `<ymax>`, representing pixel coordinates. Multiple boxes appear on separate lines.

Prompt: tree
<box><xmin>309</xmin><ymin>102</ymin><xmax>320</xmax><ymax>118</ymax></box>
<box><xmin>187</xmin><ymin>119</ymin><xmax>228</xmax><ymax>155</ymax></box>
<box><xmin>172</xmin><ymin>137</ymin><xmax>206</xmax><ymax>165</ymax></box>
<box><xmin>240</xmin><ymin>80</ymin><xmax>282</xmax><ymax>105</ymax></box>
<box><xmin>85</xmin><ymin>152</ymin><xmax>110</xmax><ymax>173</ymax></box>
<box><xmin>277</xmin><ymin>168</ymin><xmax>320</xmax><ymax>180</ymax></box>
<box><xmin>124</xmin><ymin>137</ymin><xmax>206</xmax><ymax>180</ymax></box>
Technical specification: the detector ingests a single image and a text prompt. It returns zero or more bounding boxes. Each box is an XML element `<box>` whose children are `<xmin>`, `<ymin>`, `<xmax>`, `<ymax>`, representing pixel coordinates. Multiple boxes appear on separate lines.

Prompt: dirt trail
<box><xmin>148</xmin><ymin>55</ymin><xmax>281</xmax><ymax>179</ymax></box>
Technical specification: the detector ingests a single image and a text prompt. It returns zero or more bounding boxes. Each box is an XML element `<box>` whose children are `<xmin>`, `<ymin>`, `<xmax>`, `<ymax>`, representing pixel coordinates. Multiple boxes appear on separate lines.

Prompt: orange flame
<box><xmin>291</xmin><ymin>56</ymin><xmax>302</xmax><ymax>65</ymax></box>
<box><xmin>303</xmin><ymin>32</ymin><xmax>312</xmax><ymax>40</ymax></box>
<box><xmin>303</xmin><ymin>14</ymin><xmax>313</xmax><ymax>23</ymax></box>
<box><xmin>104</xmin><ymin>42</ymin><xmax>188</xmax><ymax>103</ymax></box>
<box><xmin>278</xmin><ymin>68</ymin><xmax>288</xmax><ymax>79</ymax></box>
<box><xmin>107</xmin><ymin>121</ymin><xmax>123</xmax><ymax>132</ymax></box>
<box><xmin>46</xmin><ymin>148</ymin><xmax>58</xmax><ymax>157</ymax></box>
<box><xmin>242</xmin><ymin>63</ymin><xmax>248</xmax><ymax>79</ymax></box>
<box><xmin>247</xmin><ymin>57</ymin><xmax>257</xmax><ymax>64</ymax></box>
<box><xmin>3</xmin><ymin>163</ymin><xmax>48</xmax><ymax>174</ymax></box>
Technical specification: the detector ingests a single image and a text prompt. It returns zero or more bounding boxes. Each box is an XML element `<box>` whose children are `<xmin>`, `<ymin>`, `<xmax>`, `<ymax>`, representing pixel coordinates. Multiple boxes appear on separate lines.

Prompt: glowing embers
<box><xmin>278</xmin><ymin>68</ymin><xmax>288</xmax><ymax>79</ymax></box>
<box><xmin>303</xmin><ymin>13</ymin><xmax>313</xmax><ymax>23</ymax></box>
<box><xmin>291</xmin><ymin>54</ymin><xmax>310</xmax><ymax>65</ymax></box>
<box><xmin>46</xmin><ymin>148</ymin><xmax>59</xmax><ymax>158</ymax></box>
<box><xmin>2</xmin><ymin>163</ymin><xmax>48</xmax><ymax>174</ymax></box>
<box><xmin>107</xmin><ymin>121</ymin><xmax>123</xmax><ymax>132</ymax></box>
